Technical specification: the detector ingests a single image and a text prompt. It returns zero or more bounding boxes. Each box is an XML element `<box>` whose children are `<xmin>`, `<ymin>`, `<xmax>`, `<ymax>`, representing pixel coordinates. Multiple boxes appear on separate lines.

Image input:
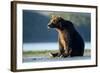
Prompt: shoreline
<box><xmin>23</xmin><ymin>49</ymin><xmax>91</xmax><ymax>57</ymax></box>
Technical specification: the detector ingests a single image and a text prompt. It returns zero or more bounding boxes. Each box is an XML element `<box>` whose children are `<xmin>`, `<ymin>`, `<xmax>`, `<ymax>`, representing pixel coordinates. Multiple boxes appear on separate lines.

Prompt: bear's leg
<box><xmin>59</xmin><ymin>38</ymin><xmax>65</xmax><ymax>57</ymax></box>
<box><xmin>61</xmin><ymin>48</ymin><xmax>72</xmax><ymax>57</ymax></box>
<box><xmin>49</xmin><ymin>38</ymin><xmax>64</xmax><ymax>57</ymax></box>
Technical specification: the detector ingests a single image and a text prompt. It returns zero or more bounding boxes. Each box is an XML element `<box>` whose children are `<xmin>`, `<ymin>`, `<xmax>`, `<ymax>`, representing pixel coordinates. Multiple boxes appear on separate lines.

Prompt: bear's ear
<box><xmin>58</xmin><ymin>16</ymin><xmax>62</xmax><ymax>20</ymax></box>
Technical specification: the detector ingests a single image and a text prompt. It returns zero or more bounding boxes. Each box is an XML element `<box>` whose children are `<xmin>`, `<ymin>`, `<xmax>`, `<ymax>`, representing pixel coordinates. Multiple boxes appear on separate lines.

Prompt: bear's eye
<box><xmin>53</xmin><ymin>20</ymin><xmax>56</xmax><ymax>22</ymax></box>
<box><xmin>53</xmin><ymin>20</ymin><xmax>58</xmax><ymax>24</ymax></box>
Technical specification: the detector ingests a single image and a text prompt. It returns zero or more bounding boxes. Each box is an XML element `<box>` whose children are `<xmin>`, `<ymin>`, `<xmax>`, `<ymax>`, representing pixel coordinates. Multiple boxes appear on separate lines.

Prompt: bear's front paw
<box><xmin>49</xmin><ymin>52</ymin><xmax>54</xmax><ymax>57</ymax></box>
<box><xmin>49</xmin><ymin>52</ymin><xmax>59</xmax><ymax>57</ymax></box>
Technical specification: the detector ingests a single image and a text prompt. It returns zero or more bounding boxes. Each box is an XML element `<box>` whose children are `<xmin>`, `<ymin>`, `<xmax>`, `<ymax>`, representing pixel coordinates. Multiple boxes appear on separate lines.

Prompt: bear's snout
<box><xmin>48</xmin><ymin>23</ymin><xmax>55</xmax><ymax>28</ymax></box>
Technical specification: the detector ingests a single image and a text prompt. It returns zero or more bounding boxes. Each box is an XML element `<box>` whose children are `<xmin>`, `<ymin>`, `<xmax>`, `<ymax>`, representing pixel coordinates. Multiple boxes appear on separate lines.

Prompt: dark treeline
<box><xmin>23</xmin><ymin>10</ymin><xmax>91</xmax><ymax>43</ymax></box>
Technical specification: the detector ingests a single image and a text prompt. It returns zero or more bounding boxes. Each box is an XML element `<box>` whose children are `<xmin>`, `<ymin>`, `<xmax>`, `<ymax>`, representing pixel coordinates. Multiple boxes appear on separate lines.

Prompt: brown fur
<box><xmin>48</xmin><ymin>15</ymin><xmax>84</xmax><ymax>57</ymax></box>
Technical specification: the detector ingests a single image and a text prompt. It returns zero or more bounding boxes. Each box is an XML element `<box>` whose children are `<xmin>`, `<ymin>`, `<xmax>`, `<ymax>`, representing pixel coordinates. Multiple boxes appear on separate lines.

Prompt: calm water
<box><xmin>23</xmin><ymin>42</ymin><xmax>90</xmax><ymax>51</ymax></box>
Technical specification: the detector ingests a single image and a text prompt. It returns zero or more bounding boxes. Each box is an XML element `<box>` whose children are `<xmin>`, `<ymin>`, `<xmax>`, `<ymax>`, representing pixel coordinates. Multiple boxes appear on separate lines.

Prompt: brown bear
<box><xmin>48</xmin><ymin>15</ymin><xmax>84</xmax><ymax>57</ymax></box>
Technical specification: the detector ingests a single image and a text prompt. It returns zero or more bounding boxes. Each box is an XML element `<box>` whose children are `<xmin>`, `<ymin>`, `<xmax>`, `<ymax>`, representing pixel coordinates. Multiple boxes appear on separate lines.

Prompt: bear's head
<box><xmin>48</xmin><ymin>15</ymin><xmax>74</xmax><ymax>30</ymax></box>
<box><xmin>48</xmin><ymin>15</ymin><xmax>63</xmax><ymax>29</ymax></box>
